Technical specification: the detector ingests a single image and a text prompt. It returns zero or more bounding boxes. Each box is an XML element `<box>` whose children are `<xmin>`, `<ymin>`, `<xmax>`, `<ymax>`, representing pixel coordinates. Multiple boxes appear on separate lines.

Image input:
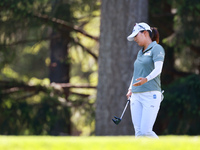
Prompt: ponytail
<box><xmin>148</xmin><ymin>27</ymin><xmax>159</xmax><ymax>44</ymax></box>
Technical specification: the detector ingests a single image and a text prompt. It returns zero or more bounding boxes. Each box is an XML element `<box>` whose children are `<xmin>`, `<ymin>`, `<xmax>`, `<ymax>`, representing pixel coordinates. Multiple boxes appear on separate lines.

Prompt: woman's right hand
<box><xmin>126</xmin><ymin>89</ymin><xmax>132</xmax><ymax>99</ymax></box>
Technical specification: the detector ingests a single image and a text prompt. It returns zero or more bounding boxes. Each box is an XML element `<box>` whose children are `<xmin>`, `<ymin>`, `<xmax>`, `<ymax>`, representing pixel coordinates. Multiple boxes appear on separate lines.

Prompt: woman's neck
<box><xmin>143</xmin><ymin>38</ymin><xmax>152</xmax><ymax>51</ymax></box>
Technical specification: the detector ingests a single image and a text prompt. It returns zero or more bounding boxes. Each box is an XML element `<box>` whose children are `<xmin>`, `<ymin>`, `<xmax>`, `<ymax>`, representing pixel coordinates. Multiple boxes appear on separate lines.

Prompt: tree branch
<box><xmin>0</xmin><ymin>80</ymin><xmax>96</xmax><ymax>96</ymax></box>
<box><xmin>50</xmin><ymin>82</ymin><xmax>96</xmax><ymax>89</ymax></box>
<box><xmin>15</xmin><ymin>91</ymin><xmax>40</xmax><ymax>101</ymax></box>
<box><xmin>70</xmin><ymin>92</ymin><xmax>90</xmax><ymax>98</ymax></box>
<box><xmin>73</xmin><ymin>39</ymin><xmax>98</xmax><ymax>61</ymax></box>
<box><xmin>0</xmin><ymin>35</ymin><xmax>61</xmax><ymax>47</ymax></box>
<box><xmin>33</xmin><ymin>13</ymin><xmax>99</xmax><ymax>41</ymax></box>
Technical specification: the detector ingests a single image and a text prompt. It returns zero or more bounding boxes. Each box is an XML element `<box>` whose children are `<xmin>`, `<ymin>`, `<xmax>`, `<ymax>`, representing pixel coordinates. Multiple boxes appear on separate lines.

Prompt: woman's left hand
<box><xmin>133</xmin><ymin>77</ymin><xmax>147</xmax><ymax>86</ymax></box>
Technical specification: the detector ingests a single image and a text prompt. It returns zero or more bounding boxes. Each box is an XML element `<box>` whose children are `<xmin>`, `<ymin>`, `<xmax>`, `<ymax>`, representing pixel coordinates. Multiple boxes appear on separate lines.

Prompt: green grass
<box><xmin>0</xmin><ymin>136</ymin><xmax>200</xmax><ymax>150</ymax></box>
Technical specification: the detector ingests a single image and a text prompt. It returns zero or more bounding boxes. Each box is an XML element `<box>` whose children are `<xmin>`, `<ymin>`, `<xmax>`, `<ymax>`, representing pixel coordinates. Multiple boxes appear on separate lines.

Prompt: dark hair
<box><xmin>148</xmin><ymin>27</ymin><xmax>159</xmax><ymax>44</ymax></box>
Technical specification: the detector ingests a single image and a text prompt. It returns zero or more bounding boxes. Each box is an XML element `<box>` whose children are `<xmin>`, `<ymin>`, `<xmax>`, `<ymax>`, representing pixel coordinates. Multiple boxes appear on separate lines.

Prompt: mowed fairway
<box><xmin>0</xmin><ymin>136</ymin><xmax>200</xmax><ymax>150</ymax></box>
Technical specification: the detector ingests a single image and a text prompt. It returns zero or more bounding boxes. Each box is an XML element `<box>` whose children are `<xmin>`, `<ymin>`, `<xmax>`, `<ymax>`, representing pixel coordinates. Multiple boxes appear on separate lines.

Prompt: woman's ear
<box><xmin>144</xmin><ymin>30</ymin><xmax>149</xmax><ymax>37</ymax></box>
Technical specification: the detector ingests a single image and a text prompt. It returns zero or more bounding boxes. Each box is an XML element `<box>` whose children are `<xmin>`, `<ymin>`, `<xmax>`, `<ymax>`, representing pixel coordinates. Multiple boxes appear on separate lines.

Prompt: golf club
<box><xmin>112</xmin><ymin>97</ymin><xmax>130</xmax><ymax>125</ymax></box>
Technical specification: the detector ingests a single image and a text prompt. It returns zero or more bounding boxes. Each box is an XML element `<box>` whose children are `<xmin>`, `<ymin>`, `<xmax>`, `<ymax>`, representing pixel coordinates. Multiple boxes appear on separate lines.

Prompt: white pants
<box><xmin>130</xmin><ymin>91</ymin><xmax>162</xmax><ymax>138</ymax></box>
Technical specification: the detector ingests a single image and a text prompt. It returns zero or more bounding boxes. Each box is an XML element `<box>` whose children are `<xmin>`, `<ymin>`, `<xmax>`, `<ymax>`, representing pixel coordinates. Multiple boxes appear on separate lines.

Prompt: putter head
<box><xmin>112</xmin><ymin>116</ymin><xmax>121</xmax><ymax>125</ymax></box>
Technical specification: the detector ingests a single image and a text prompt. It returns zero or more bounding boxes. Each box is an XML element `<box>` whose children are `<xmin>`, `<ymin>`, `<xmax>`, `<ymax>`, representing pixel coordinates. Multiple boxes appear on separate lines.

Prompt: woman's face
<box><xmin>134</xmin><ymin>31</ymin><xmax>146</xmax><ymax>46</ymax></box>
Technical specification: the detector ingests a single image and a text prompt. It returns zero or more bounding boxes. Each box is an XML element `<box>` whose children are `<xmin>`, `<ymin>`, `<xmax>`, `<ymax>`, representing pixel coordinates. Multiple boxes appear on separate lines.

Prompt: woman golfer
<box><xmin>126</xmin><ymin>22</ymin><xmax>165</xmax><ymax>138</ymax></box>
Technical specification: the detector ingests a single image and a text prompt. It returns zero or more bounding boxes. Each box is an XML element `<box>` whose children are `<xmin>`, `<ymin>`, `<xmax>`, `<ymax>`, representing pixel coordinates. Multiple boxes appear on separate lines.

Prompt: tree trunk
<box><xmin>96</xmin><ymin>0</ymin><xmax>148</xmax><ymax>135</ymax></box>
<box><xmin>49</xmin><ymin>32</ymin><xmax>70</xmax><ymax>84</ymax></box>
<box><xmin>49</xmin><ymin>31</ymin><xmax>71</xmax><ymax>135</ymax></box>
<box><xmin>48</xmin><ymin>2</ymin><xmax>71</xmax><ymax>135</ymax></box>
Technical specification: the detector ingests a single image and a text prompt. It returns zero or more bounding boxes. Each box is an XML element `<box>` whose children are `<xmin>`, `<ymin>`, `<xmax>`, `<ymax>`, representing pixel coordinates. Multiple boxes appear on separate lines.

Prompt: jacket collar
<box><xmin>142</xmin><ymin>41</ymin><xmax>157</xmax><ymax>54</ymax></box>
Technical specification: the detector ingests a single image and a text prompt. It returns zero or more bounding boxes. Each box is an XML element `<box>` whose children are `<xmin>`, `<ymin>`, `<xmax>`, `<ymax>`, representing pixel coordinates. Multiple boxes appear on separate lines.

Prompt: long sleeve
<box><xmin>146</xmin><ymin>61</ymin><xmax>163</xmax><ymax>81</ymax></box>
<box><xmin>128</xmin><ymin>77</ymin><xmax>133</xmax><ymax>90</ymax></box>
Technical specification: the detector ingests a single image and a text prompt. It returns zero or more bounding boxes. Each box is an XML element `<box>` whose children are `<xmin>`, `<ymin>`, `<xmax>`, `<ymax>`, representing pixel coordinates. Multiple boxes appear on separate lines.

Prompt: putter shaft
<box><xmin>120</xmin><ymin>99</ymin><xmax>130</xmax><ymax>119</ymax></box>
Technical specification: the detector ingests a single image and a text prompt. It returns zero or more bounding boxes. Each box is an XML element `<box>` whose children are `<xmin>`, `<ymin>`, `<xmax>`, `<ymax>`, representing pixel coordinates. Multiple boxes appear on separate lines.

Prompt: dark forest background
<box><xmin>0</xmin><ymin>0</ymin><xmax>199</xmax><ymax>135</ymax></box>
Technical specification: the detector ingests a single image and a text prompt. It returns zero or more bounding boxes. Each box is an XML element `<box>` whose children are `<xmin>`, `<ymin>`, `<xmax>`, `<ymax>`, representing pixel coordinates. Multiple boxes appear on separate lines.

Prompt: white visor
<box><xmin>127</xmin><ymin>22</ymin><xmax>152</xmax><ymax>41</ymax></box>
